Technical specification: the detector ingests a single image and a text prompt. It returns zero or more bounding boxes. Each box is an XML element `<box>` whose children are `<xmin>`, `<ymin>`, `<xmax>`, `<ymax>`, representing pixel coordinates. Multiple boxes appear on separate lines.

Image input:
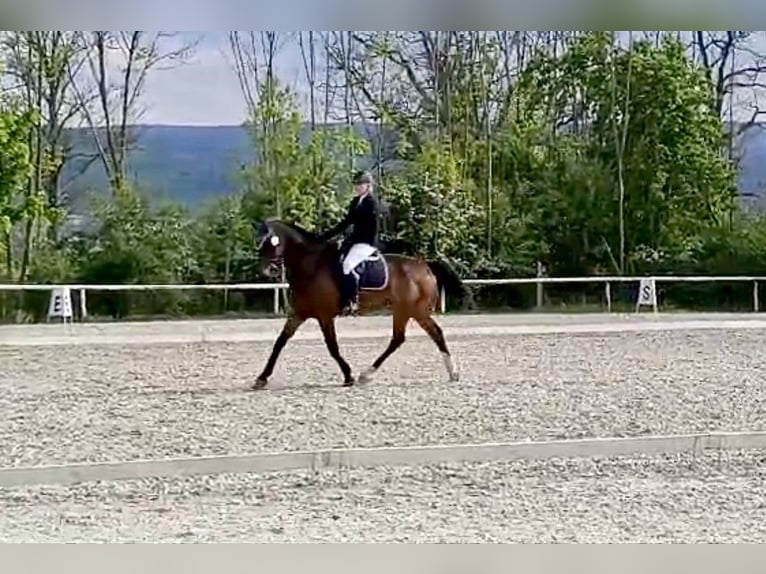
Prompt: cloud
<box><xmin>136</xmin><ymin>33</ymin><xmax>244</xmax><ymax>126</ymax></box>
<box><xmin>139</xmin><ymin>32</ymin><xmax>311</xmax><ymax>126</ymax></box>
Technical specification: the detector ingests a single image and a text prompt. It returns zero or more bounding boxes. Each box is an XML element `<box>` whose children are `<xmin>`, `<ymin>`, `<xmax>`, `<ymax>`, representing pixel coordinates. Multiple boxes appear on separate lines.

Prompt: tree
<box><xmin>0</xmin><ymin>97</ymin><xmax>39</xmax><ymax>279</ymax></box>
<box><xmin>1</xmin><ymin>32</ymin><xmax>94</xmax><ymax>214</ymax></box>
<box><xmin>229</xmin><ymin>31</ymin><xmax>368</xmax><ymax>231</ymax></box>
<box><xmin>69</xmin><ymin>31</ymin><xmax>197</xmax><ymax>197</ymax></box>
<box><xmin>517</xmin><ymin>32</ymin><xmax>737</xmax><ymax>274</ymax></box>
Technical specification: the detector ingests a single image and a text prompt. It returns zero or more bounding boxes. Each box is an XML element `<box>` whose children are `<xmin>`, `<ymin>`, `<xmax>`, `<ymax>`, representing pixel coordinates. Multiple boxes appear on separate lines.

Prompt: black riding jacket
<box><xmin>320</xmin><ymin>193</ymin><xmax>379</xmax><ymax>247</ymax></box>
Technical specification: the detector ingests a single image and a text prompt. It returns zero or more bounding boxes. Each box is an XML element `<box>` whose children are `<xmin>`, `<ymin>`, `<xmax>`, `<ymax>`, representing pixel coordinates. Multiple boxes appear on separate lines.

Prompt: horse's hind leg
<box><xmin>318</xmin><ymin>316</ymin><xmax>355</xmax><ymax>386</ymax></box>
<box><xmin>252</xmin><ymin>314</ymin><xmax>304</xmax><ymax>390</ymax></box>
<box><xmin>414</xmin><ymin>313</ymin><xmax>459</xmax><ymax>382</ymax></box>
<box><xmin>359</xmin><ymin>308</ymin><xmax>409</xmax><ymax>384</ymax></box>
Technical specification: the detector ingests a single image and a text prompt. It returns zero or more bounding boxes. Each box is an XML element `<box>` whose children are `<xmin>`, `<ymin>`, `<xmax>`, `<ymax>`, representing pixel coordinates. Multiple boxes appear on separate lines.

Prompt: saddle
<box><xmin>345</xmin><ymin>249</ymin><xmax>389</xmax><ymax>291</ymax></box>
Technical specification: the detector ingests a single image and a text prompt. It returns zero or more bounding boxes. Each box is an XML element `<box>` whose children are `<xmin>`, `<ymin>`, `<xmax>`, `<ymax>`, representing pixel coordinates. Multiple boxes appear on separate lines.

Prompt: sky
<box><xmin>138</xmin><ymin>32</ymin><xmax>308</xmax><ymax>126</ymax></box>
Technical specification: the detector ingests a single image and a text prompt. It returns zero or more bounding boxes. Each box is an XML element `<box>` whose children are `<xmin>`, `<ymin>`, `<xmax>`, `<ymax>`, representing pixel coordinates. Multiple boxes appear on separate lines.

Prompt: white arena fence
<box><xmin>0</xmin><ymin>275</ymin><xmax>763</xmax><ymax>319</ymax></box>
<box><xmin>1</xmin><ymin>430</ymin><xmax>765</xmax><ymax>488</ymax></box>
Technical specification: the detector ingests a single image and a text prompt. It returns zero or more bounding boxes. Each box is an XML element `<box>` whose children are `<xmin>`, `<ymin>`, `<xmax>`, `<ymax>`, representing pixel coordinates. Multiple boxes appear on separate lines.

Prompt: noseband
<box><xmin>258</xmin><ymin>231</ymin><xmax>284</xmax><ymax>267</ymax></box>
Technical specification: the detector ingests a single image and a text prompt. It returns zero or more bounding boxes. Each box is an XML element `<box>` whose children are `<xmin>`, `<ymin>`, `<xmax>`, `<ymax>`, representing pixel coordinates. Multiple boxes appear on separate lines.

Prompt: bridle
<box><xmin>258</xmin><ymin>229</ymin><xmax>284</xmax><ymax>269</ymax></box>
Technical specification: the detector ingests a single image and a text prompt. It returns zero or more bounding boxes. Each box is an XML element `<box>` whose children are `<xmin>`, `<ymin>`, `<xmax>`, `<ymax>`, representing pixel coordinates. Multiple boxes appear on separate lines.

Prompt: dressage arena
<box><xmin>1</xmin><ymin>312</ymin><xmax>766</xmax><ymax>542</ymax></box>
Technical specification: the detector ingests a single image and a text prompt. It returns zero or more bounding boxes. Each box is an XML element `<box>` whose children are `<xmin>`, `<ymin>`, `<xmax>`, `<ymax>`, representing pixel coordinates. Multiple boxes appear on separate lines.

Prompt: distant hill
<box><xmin>734</xmin><ymin>125</ymin><xmax>766</xmax><ymax>206</ymax></box>
<box><xmin>59</xmin><ymin>123</ymin><xmax>393</xmax><ymax>213</ymax></box>
<box><xmin>59</xmin><ymin>123</ymin><xmax>766</xmax><ymax>213</ymax></box>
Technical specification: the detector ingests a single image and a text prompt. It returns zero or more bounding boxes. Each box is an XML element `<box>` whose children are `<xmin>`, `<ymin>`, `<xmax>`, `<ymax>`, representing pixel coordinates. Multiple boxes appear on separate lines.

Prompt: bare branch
<box><xmin>68</xmin><ymin>30</ymin><xmax>196</xmax><ymax>196</ymax></box>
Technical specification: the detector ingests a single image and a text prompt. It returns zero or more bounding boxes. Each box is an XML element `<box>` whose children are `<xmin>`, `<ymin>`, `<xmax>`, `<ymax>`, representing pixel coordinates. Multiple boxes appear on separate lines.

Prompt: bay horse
<box><xmin>251</xmin><ymin>218</ymin><xmax>469</xmax><ymax>389</ymax></box>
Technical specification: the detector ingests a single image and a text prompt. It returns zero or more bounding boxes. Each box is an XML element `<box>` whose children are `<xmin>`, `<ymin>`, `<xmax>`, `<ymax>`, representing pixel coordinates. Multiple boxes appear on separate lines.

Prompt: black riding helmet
<box><xmin>353</xmin><ymin>170</ymin><xmax>373</xmax><ymax>185</ymax></box>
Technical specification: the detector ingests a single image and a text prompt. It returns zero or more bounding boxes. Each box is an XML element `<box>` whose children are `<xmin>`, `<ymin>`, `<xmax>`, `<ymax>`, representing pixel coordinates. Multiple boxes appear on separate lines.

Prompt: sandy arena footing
<box><xmin>1</xmin><ymin>312</ymin><xmax>765</xmax><ymax>541</ymax></box>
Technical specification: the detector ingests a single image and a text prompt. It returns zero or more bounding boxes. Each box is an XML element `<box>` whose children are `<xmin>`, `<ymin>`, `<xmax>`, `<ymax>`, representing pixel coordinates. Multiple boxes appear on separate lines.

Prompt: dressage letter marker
<box><xmin>635</xmin><ymin>278</ymin><xmax>658</xmax><ymax>314</ymax></box>
<box><xmin>47</xmin><ymin>287</ymin><xmax>74</xmax><ymax>325</ymax></box>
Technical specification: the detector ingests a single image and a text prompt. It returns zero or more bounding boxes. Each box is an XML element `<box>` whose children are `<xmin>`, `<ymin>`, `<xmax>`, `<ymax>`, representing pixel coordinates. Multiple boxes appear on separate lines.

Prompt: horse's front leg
<box><xmin>318</xmin><ymin>316</ymin><xmax>354</xmax><ymax>386</ymax></box>
<box><xmin>252</xmin><ymin>314</ymin><xmax>305</xmax><ymax>390</ymax></box>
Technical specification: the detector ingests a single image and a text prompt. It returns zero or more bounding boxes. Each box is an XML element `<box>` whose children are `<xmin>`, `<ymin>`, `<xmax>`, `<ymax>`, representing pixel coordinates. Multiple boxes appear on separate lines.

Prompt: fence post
<box><xmin>79</xmin><ymin>288</ymin><xmax>88</xmax><ymax>320</ymax></box>
<box><xmin>605</xmin><ymin>281</ymin><xmax>612</xmax><ymax>313</ymax></box>
<box><xmin>273</xmin><ymin>287</ymin><xmax>280</xmax><ymax>315</ymax></box>
<box><xmin>536</xmin><ymin>261</ymin><xmax>544</xmax><ymax>309</ymax></box>
<box><xmin>754</xmin><ymin>281</ymin><xmax>760</xmax><ymax>313</ymax></box>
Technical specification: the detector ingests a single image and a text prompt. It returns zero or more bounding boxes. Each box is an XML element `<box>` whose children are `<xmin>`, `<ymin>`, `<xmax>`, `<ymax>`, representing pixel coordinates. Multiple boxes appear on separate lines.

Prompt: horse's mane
<box><xmin>267</xmin><ymin>218</ymin><xmax>323</xmax><ymax>245</ymax></box>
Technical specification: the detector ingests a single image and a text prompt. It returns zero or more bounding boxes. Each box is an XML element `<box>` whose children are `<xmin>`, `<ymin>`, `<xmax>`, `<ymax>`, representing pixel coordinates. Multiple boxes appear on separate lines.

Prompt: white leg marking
<box><xmin>442</xmin><ymin>352</ymin><xmax>459</xmax><ymax>381</ymax></box>
<box><xmin>359</xmin><ymin>366</ymin><xmax>377</xmax><ymax>384</ymax></box>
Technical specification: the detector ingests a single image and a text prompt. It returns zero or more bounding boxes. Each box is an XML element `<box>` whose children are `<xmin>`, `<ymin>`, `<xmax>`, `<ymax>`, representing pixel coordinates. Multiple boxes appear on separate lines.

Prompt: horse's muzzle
<box><xmin>262</xmin><ymin>258</ymin><xmax>282</xmax><ymax>278</ymax></box>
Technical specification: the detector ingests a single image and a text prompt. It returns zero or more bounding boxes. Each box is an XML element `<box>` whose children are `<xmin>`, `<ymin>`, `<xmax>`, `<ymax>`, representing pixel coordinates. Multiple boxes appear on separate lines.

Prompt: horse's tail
<box><xmin>426</xmin><ymin>258</ymin><xmax>474</xmax><ymax>311</ymax></box>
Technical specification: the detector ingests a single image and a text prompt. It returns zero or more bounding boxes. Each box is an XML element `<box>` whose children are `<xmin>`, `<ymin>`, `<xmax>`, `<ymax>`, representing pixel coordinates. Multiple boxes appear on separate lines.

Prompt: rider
<box><xmin>318</xmin><ymin>169</ymin><xmax>379</xmax><ymax>315</ymax></box>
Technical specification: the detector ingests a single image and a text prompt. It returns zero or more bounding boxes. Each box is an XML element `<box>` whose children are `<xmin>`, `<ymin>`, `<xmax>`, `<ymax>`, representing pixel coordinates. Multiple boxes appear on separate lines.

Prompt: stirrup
<box><xmin>341</xmin><ymin>300</ymin><xmax>359</xmax><ymax>316</ymax></box>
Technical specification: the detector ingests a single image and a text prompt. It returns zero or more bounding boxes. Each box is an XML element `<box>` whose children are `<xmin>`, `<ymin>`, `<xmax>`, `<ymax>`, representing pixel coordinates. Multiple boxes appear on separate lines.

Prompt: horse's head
<box><xmin>253</xmin><ymin>218</ymin><xmax>323</xmax><ymax>279</ymax></box>
<box><xmin>253</xmin><ymin>220</ymin><xmax>286</xmax><ymax>279</ymax></box>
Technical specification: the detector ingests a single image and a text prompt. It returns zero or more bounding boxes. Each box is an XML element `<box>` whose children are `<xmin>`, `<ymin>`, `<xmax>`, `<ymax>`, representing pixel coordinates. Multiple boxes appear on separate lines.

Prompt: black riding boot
<box><xmin>340</xmin><ymin>272</ymin><xmax>359</xmax><ymax>315</ymax></box>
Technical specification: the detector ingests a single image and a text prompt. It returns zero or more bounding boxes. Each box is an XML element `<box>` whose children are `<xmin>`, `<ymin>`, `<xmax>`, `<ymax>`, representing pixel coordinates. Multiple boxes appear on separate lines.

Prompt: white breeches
<box><xmin>342</xmin><ymin>243</ymin><xmax>377</xmax><ymax>275</ymax></box>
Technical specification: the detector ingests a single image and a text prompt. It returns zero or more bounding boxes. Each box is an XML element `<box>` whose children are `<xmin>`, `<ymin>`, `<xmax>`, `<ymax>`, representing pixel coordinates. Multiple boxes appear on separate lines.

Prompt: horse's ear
<box><xmin>252</xmin><ymin>220</ymin><xmax>269</xmax><ymax>239</ymax></box>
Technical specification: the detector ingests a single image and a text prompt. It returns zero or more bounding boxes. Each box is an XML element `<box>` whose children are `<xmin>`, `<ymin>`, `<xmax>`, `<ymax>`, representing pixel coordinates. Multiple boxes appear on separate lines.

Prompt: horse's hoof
<box><xmin>450</xmin><ymin>373</ymin><xmax>460</xmax><ymax>383</ymax></box>
<box><xmin>251</xmin><ymin>378</ymin><xmax>268</xmax><ymax>390</ymax></box>
<box><xmin>342</xmin><ymin>377</ymin><xmax>355</xmax><ymax>387</ymax></box>
<box><xmin>358</xmin><ymin>368</ymin><xmax>375</xmax><ymax>385</ymax></box>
